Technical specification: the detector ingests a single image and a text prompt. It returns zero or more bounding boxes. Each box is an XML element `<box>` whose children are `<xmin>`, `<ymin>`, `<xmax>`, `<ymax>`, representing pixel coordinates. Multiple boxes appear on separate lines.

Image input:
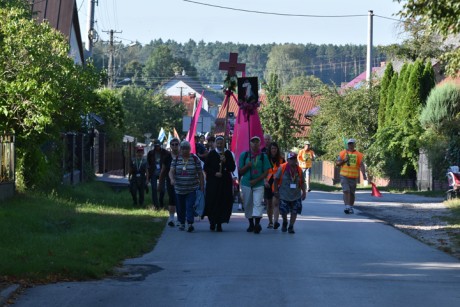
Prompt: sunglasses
<box><xmin>170</xmin><ymin>143</ymin><xmax>179</xmax><ymax>146</ymax></box>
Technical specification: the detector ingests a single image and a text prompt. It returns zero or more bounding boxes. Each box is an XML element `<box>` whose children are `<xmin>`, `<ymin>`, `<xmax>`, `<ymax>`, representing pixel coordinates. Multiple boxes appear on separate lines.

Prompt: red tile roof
<box><xmin>215</xmin><ymin>92</ymin><xmax>318</xmax><ymax>137</ymax></box>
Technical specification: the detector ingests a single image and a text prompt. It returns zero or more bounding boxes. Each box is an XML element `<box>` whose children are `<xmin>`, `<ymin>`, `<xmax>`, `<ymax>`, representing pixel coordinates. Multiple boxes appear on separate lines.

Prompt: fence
<box><xmin>310</xmin><ymin>160</ymin><xmax>446</xmax><ymax>191</ymax></box>
<box><xmin>0</xmin><ymin>134</ymin><xmax>15</xmax><ymax>201</ymax></box>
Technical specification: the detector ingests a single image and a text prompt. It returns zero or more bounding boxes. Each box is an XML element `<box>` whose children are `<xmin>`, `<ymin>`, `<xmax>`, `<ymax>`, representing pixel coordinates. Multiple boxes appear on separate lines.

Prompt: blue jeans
<box><xmin>176</xmin><ymin>191</ymin><xmax>196</xmax><ymax>225</ymax></box>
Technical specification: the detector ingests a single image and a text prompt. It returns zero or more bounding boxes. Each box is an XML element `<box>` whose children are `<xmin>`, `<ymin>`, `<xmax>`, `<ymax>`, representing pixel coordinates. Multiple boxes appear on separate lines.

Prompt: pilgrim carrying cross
<box><xmin>219</xmin><ymin>53</ymin><xmax>246</xmax><ymax>77</ymax></box>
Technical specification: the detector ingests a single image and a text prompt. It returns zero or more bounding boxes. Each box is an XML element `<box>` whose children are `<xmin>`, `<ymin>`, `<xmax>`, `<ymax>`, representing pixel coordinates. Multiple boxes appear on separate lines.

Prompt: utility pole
<box><xmin>103</xmin><ymin>29</ymin><xmax>122</xmax><ymax>88</ymax></box>
<box><xmin>366</xmin><ymin>10</ymin><xmax>374</xmax><ymax>86</ymax></box>
<box><xmin>85</xmin><ymin>0</ymin><xmax>98</xmax><ymax>59</ymax></box>
<box><xmin>177</xmin><ymin>86</ymin><xmax>187</xmax><ymax>103</ymax></box>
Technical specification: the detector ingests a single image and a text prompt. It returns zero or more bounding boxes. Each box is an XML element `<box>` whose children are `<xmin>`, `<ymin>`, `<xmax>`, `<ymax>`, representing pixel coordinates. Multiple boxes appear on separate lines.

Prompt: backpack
<box><xmin>240</xmin><ymin>151</ymin><xmax>266</xmax><ymax>180</ymax></box>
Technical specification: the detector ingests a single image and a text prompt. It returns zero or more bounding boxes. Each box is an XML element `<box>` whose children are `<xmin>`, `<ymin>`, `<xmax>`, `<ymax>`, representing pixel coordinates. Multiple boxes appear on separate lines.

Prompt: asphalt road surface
<box><xmin>14</xmin><ymin>191</ymin><xmax>460</xmax><ymax>307</ymax></box>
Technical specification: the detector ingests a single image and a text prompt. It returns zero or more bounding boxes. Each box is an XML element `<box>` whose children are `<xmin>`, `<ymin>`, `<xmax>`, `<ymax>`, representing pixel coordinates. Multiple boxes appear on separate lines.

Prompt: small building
<box><xmin>159</xmin><ymin>71</ymin><xmax>224</xmax><ymax>118</ymax></box>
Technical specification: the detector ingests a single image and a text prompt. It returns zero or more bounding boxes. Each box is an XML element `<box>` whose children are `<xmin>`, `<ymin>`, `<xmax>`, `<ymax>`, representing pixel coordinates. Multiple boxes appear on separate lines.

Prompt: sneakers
<box><xmin>187</xmin><ymin>224</ymin><xmax>194</xmax><ymax>232</ymax></box>
<box><xmin>281</xmin><ymin>221</ymin><xmax>288</xmax><ymax>232</ymax></box>
<box><xmin>179</xmin><ymin>224</ymin><xmax>185</xmax><ymax>231</ymax></box>
<box><xmin>254</xmin><ymin>224</ymin><xmax>262</xmax><ymax>234</ymax></box>
<box><xmin>273</xmin><ymin>222</ymin><xmax>280</xmax><ymax>230</ymax></box>
<box><xmin>344</xmin><ymin>207</ymin><xmax>354</xmax><ymax>214</ymax></box>
<box><xmin>167</xmin><ymin>220</ymin><xmax>175</xmax><ymax>227</ymax></box>
<box><xmin>267</xmin><ymin>223</ymin><xmax>274</xmax><ymax>229</ymax></box>
<box><xmin>288</xmin><ymin>226</ymin><xmax>295</xmax><ymax>234</ymax></box>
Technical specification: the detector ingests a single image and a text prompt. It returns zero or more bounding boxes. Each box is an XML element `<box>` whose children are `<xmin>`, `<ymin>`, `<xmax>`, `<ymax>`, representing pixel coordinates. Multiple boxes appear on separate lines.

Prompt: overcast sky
<box><xmin>78</xmin><ymin>0</ymin><xmax>406</xmax><ymax>46</ymax></box>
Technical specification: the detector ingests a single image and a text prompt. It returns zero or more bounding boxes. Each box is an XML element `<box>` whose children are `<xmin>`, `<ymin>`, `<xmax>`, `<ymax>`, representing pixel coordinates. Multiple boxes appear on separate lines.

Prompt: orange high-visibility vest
<box><xmin>274</xmin><ymin>162</ymin><xmax>304</xmax><ymax>191</ymax></box>
<box><xmin>339</xmin><ymin>150</ymin><xmax>363</xmax><ymax>178</ymax></box>
<box><xmin>298</xmin><ymin>149</ymin><xmax>315</xmax><ymax>169</ymax></box>
<box><xmin>266</xmin><ymin>157</ymin><xmax>285</xmax><ymax>181</ymax></box>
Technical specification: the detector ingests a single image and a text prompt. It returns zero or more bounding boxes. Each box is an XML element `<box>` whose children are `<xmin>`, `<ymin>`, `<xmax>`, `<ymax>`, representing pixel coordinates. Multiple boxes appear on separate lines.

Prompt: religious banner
<box><xmin>237</xmin><ymin>77</ymin><xmax>259</xmax><ymax>116</ymax></box>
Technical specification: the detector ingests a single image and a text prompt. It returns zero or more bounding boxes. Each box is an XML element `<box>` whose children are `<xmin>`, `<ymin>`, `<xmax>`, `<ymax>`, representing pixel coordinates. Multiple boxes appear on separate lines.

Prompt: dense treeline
<box><xmin>92</xmin><ymin>39</ymin><xmax>388</xmax><ymax>87</ymax></box>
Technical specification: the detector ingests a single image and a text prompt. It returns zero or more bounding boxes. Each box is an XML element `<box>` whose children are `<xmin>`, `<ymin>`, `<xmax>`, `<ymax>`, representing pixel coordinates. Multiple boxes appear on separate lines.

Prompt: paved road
<box><xmin>15</xmin><ymin>191</ymin><xmax>460</xmax><ymax>307</ymax></box>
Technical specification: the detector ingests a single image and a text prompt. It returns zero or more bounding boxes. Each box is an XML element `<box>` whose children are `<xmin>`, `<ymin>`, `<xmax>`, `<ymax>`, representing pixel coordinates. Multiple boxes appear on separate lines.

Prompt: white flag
<box><xmin>158</xmin><ymin>127</ymin><xmax>166</xmax><ymax>142</ymax></box>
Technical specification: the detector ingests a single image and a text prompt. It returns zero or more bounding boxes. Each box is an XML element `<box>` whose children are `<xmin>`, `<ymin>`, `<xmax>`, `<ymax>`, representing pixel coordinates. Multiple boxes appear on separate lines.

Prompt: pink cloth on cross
<box><xmin>231</xmin><ymin>108</ymin><xmax>265</xmax><ymax>164</ymax></box>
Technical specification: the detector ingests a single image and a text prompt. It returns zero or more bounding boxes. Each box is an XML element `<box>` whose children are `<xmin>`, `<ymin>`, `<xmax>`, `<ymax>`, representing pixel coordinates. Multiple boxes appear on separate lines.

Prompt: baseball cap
<box><xmin>287</xmin><ymin>152</ymin><xmax>297</xmax><ymax>160</ymax></box>
<box><xmin>304</xmin><ymin>141</ymin><xmax>311</xmax><ymax>145</ymax></box>
<box><xmin>250</xmin><ymin>136</ymin><xmax>261</xmax><ymax>142</ymax></box>
<box><xmin>347</xmin><ymin>138</ymin><xmax>356</xmax><ymax>144</ymax></box>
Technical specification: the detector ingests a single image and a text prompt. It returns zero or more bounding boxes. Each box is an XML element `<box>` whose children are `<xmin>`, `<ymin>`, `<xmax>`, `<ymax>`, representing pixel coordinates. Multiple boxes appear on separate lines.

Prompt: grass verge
<box><xmin>443</xmin><ymin>199</ymin><xmax>460</xmax><ymax>247</ymax></box>
<box><xmin>0</xmin><ymin>181</ymin><xmax>167</xmax><ymax>283</ymax></box>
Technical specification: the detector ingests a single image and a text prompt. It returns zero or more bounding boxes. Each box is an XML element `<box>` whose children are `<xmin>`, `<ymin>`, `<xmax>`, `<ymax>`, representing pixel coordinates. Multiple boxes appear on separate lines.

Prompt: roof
<box><xmin>32</xmin><ymin>0</ymin><xmax>84</xmax><ymax>64</ymax></box>
<box><xmin>341</xmin><ymin>67</ymin><xmax>383</xmax><ymax>89</ymax></box>
<box><xmin>215</xmin><ymin>91</ymin><xmax>318</xmax><ymax>137</ymax></box>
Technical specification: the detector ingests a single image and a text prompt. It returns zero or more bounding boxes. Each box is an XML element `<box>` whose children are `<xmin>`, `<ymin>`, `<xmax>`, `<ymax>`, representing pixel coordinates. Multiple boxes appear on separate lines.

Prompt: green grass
<box><xmin>443</xmin><ymin>199</ymin><xmax>460</xmax><ymax>247</ymax></box>
<box><xmin>0</xmin><ymin>181</ymin><xmax>167</xmax><ymax>282</ymax></box>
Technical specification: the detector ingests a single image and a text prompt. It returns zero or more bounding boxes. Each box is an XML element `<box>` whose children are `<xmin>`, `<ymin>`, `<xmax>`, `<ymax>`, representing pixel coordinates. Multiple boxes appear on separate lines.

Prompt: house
<box><xmin>31</xmin><ymin>0</ymin><xmax>85</xmax><ymax>65</ymax></box>
<box><xmin>168</xmin><ymin>93</ymin><xmax>214</xmax><ymax>135</ymax></box>
<box><xmin>214</xmin><ymin>91</ymin><xmax>319</xmax><ymax>138</ymax></box>
<box><xmin>159</xmin><ymin>71</ymin><xmax>224</xmax><ymax>117</ymax></box>
<box><xmin>341</xmin><ymin>62</ymin><xmax>387</xmax><ymax>90</ymax></box>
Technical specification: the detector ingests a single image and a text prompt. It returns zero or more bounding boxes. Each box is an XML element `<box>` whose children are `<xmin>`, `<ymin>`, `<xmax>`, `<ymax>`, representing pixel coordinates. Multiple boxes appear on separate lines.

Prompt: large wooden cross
<box><xmin>219</xmin><ymin>53</ymin><xmax>246</xmax><ymax>77</ymax></box>
<box><xmin>218</xmin><ymin>53</ymin><xmax>246</xmax><ymax>143</ymax></box>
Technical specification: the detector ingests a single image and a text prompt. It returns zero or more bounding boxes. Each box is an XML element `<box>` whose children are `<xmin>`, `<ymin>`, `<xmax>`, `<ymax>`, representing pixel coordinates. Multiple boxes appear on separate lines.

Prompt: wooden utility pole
<box><xmin>103</xmin><ymin>29</ymin><xmax>122</xmax><ymax>88</ymax></box>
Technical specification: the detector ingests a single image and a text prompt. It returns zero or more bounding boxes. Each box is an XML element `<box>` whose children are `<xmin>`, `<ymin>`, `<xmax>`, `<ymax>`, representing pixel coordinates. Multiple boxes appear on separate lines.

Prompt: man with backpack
<box><xmin>238</xmin><ymin>136</ymin><xmax>271</xmax><ymax>234</ymax></box>
<box><xmin>273</xmin><ymin>152</ymin><xmax>307</xmax><ymax>234</ymax></box>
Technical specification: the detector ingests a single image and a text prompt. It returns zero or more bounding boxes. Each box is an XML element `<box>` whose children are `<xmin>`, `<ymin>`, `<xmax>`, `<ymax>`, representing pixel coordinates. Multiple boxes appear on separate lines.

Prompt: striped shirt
<box><xmin>171</xmin><ymin>154</ymin><xmax>202</xmax><ymax>194</ymax></box>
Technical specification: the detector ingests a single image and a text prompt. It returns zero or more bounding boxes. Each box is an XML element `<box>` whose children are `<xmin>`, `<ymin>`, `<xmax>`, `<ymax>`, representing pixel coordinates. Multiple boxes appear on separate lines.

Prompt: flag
<box><xmin>158</xmin><ymin>127</ymin><xmax>166</xmax><ymax>142</ymax></box>
<box><xmin>173</xmin><ymin>128</ymin><xmax>180</xmax><ymax>139</ymax></box>
<box><xmin>166</xmin><ymin>132</ymin><xmax>172</xmax><ymax>149</ymax></box>
<box><xmin>186</xmin><ymin>91</ymin><xmax>204</xmax><ymax>154</ymax></box>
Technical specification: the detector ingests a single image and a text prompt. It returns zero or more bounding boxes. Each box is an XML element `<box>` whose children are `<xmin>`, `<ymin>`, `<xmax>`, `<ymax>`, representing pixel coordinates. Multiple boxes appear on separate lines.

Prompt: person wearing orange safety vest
<box><xmin>336</xmin><ymin>138</ymin><xmax>367</xmax><ymax>214</ymax></box>
<box><xmin>264</xmin><ymin>142</ymin><xmax>285</xmax><ymax>230</ymax></box>
<box><xmin>273</xmin><ymin>152</ymin><xmax>306</xmax><ymax>234</ymax></box>
<box><xmin>297</xmin><ymin>141</ymin><xmax>316</xmax><ymax>192</ymax></box>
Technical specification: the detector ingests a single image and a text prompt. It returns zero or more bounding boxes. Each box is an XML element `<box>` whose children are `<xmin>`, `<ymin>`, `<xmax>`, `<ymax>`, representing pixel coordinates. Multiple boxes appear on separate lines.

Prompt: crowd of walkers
<box><xmin>128</xmin><ymin>134</ymin><xmax>367</xmax><ymax>234</ymax></box>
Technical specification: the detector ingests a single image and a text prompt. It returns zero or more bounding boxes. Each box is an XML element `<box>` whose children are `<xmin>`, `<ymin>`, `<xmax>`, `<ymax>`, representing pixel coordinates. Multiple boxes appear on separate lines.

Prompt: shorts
<box><xmin>279</xmin><ymin>198</ymin><xmax>303</xmax><ymax>215</ymax></box>
<box><xmin>340</xmin><ymin>176</ymin><xmax>357</xmax><ymax>193</ymax></box>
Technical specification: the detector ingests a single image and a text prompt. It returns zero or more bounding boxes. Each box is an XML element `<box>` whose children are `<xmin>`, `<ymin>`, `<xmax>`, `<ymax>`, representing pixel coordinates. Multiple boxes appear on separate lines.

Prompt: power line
<box><xmin>374</xmin><ymin>14</ymin><xmax>402</xmax><ymax>22</ymax></box>
<box><xmin>184</xmin><ymin>0</ymin><xmax>367</xmax><ymax>18</ymax></box>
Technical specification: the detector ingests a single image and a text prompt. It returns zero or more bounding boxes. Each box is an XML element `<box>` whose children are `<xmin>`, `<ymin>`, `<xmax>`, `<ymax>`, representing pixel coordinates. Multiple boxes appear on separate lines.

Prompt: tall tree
<box><xmin>377</xmin><ymin>63</ymin><xmax>394</xmax><ymax>129</ymax></box>
<box><xmin>265</xmin><ymin>44</ymin><xmax>306</xmax><ymax>86</ymax></box>
<box><xmin>309</xmin><ymin>85</ymin><xmax>380</xmax><ymax>162</ymax></box>
<box><xmin>396</xmin><ymin>0</ymin><xmax>460</xmax><ymax>76</ymax></box>
<box><xmin>0</xmin><ymin>4</ymin><xmax>101</xmax><ymax>188</ymax></box>
<box><xmin>259</xmin><ymin>73</ymin><xmax>299</xmax><ymax>151</ymax></box>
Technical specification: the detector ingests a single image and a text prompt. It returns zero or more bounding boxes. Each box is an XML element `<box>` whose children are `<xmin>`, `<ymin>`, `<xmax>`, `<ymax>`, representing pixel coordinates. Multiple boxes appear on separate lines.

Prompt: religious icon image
<box><xmin>238</xmin><ymin>77</ymin><xmax>258</xmax><ymax>104</ymax></box>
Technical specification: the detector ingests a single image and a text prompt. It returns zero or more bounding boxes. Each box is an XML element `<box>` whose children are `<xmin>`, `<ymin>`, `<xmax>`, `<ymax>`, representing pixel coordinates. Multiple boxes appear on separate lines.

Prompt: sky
<box><xmin>78</xmin><ymin>0</ymin><xmax>406</xmax><ymax>47</ymax></box>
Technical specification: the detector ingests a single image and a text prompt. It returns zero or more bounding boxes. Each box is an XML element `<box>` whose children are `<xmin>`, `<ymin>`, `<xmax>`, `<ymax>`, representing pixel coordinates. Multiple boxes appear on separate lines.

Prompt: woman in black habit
<box><xmin>203</xmin><ymin>136</ymin><xmax>236</xmax><ymax>232</ymax></box>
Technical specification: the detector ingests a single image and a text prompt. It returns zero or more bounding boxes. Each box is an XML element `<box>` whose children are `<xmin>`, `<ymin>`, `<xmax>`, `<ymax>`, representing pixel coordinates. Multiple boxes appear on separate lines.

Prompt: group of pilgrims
<box><xmin>128</xmin><ymin>133</ymin><xmax>315</xmax><ymax>234</ymax></box>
